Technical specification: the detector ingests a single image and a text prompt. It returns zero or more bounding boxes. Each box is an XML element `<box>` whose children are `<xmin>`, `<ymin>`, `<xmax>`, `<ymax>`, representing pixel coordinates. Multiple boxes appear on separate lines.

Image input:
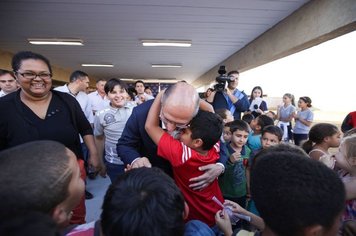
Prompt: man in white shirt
<box><xmin>88</xmin><ymin>79</ymin><xmax>110</xmax><ymax>115</ymax></box>
<box><xmin>54</xmin><ymin>70</ymin><xmax>96</xmax><ymax>199</ymax></box>
<box><xmin>134</xmin><ymin>80</ymin><xmax>154</xmax><ymax>105</ymax></box>
<box><xmin>0</xmin><ymin>69</ymin><xmax>18</xmax><ymax>97</ymax></box>
<box><xmin>54</xmin><ymin>71</ymin><xmax>94</xmax><ymax>124</ymax></box>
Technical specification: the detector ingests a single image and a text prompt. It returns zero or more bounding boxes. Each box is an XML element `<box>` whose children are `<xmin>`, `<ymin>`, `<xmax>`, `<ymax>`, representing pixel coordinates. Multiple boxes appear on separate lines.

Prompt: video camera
<box><xmin>214</xmin><ymin>65</ymin><xmax>235</xmax><ymax>92</ymax></box>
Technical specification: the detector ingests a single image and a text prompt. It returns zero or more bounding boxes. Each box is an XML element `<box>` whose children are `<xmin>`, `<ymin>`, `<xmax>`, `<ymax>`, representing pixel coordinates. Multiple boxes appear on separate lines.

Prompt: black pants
<box><xmin>293</xmin><ymin>133</ymin><xmax>308</xmax><ymax>146</ymax></box>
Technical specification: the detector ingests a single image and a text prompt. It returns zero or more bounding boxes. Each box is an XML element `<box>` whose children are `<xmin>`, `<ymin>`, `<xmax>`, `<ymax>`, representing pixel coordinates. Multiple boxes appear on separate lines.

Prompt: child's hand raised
<box><xmin>229</xmin><ymin>152</ymin><xmax>242</xmax><ymax>163</ymax></box>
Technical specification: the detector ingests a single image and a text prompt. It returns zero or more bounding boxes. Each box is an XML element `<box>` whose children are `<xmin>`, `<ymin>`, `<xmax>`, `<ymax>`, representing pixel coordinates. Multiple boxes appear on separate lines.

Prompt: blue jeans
<box><xmin>184</xmin><ymin>220</ymin><xmax>215</xmax><ymax>236</ymax></box>
<box><xmin>104</xmin><ymin>159</ymin><xmax>125</xmax><ymax>183</ymax></box>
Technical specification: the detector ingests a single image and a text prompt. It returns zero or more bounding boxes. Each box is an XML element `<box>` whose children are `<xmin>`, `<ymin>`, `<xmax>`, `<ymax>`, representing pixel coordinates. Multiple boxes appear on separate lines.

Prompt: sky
<box><xmin>238</xmin><ymin>30</ymin><xmax>356</xmax><ymax>114</ymax></box>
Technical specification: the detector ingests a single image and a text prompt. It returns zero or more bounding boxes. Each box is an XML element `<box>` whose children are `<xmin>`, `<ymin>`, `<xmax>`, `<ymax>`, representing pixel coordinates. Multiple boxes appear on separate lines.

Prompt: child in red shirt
<box><xmin>145</xmin><ymin>91</ymin><xmax>224</xmax><ymax>226</ymax></box>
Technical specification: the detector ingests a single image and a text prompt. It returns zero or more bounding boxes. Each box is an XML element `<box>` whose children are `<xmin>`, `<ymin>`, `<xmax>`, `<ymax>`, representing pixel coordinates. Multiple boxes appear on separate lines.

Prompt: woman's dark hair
<box><xmin>302</xmin><ymin>123</ymin><xmax>339</xmax><ymax>153</ymax></box>
<box><xmin>299</xmin><ymin>96</ymin><xmax>312</xmax><ymax>107</ymax></box>
<box><xmin>12</xmin><ymin>51</ymin><xmax>52</xmax><ymax>74</ymax></box>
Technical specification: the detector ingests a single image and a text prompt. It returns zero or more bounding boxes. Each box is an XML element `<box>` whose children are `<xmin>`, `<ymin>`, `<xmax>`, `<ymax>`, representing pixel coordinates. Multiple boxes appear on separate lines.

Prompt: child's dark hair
<box><xmin>262</xmin><ymin>125</ymin><xmax>283</xmax><ymax>141</ymax></box>
<box><xmin>242</xmin><ymin>113</ymin><xmax>254</xmax><ymax>125</ymax></box>
<box><xmin>101</xmin><ymin>167</ymin><xmax>185</xmax><ymax>236</ymax></box>
<box><xmin>251</xmin><ymin>146</ymin><xmax>345</xmax><ymax>236</ymax></box>
<box><xmin>104</xmin><ymin>78</ymin><xmax>128</xmax><ymax>94</ymax></box>
<box><xmin>299</xmin><ymin>96</ymin><xmax>312</xmax><ymax>107</ymax></box>
<box><xmin>127</xmin><ymin>87</ymin><xmax>137</xmax><ymax>100</ymax></box>
<box><xmin>249</xmin><ymin>86</ymin><xmax>264</xmax><ymax>103</ymax></box>
<box><xmin>229</xmin><ymin>119</ymin><xmax>250</xmax><ymax>134</ymax></box>
<box><xmin>190</xmin><ymin>110</ymin><xmax>223</xmax><ymax>150</ymax></box>
<box><xmin>301</xmin><ymin>123</ymin><xmax>339</xmax><ymax>153</ymax></box>
<box><xmin>256</xmin><ymin>115</ymin><xmax>274</xmax><ymax>130</ymax></box>
<box><xmin>215</xmin><ymin>108</ymin><xmax>230</xmax><ymax>120</ymax></box>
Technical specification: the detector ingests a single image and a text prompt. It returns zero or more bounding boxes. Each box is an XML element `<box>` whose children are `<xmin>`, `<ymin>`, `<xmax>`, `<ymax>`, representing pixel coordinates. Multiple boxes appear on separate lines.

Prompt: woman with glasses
<box><xmin>0</xmin><ymin>51</ymin><xmax>102</xmax><ymax>226</ymax></box>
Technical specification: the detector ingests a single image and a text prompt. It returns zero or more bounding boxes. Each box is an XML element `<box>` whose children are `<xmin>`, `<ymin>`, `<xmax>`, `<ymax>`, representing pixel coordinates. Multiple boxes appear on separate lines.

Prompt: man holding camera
<box><xmin>207</xmin><ymin>70</ymin><xmax>250</xmax><ymax>120</ymax></box>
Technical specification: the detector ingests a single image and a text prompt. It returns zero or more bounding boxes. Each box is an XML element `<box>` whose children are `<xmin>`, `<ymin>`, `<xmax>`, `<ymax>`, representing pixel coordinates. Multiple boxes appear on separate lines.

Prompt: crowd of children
<box><xmin>2</xmin><ymin>61</ymin><xmax>356</xmax><ymax>236</ymax></box>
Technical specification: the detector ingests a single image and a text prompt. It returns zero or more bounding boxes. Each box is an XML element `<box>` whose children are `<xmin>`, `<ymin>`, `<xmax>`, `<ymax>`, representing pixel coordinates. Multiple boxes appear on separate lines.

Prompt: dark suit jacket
<box><xmin>117</xmin><ymin>99</ymin><xmax>173</xmax><ymax>176</ymax></box>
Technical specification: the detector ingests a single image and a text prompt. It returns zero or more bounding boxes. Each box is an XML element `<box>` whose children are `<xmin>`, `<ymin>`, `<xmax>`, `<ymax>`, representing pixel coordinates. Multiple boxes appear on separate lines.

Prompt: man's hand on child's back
<box><xmin>189</xmin><ymin>164</ymin><xmax>223</xmax><ymax>190</ymax></box>
<box><xmin>131</xmin><ymin>157</ymin><xmax>152</xmax><ymax>169</ymax></box>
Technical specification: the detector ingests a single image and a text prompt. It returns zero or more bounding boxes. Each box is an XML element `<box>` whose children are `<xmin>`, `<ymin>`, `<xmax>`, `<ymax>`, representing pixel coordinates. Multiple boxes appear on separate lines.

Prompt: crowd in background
<box><xmin>1</xmin><ymin>51</ymin><xmax>356</xmax><ymax>236</ymax></box>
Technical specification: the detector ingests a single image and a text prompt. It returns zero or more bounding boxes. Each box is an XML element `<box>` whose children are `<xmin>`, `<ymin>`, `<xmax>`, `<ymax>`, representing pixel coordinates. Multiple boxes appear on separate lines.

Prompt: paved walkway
<box><xmin>85</xmin><ymin>176</ymin><xmax>111</xmax><ymax>222</ymax></box>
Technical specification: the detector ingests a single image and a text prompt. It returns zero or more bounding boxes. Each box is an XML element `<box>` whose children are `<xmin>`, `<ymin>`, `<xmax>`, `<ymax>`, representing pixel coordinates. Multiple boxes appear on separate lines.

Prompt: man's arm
<box><xmin>94</xmin><ymin>134</ymin><xmax>105</xmax><ymax>164</ymax></box>
<box><xmin>145</xmin><ymin>92</ymin><xmax>165</xmax><ymax>145</ymax></box>
<box><xmin>117</xmin><ymin>100</ymin><xmax>154</xmax><ymax>168</ymax></box>
<box><xmin>83</xmin><ymin>134</ymin><xmax>103</xmax><ymax>172</ymax></box>
<box><xmin>206</xmin><ymin>91</ymin><xmax>216</xmax><ymax>103</ymax></box>
<box><xmin>232</xmin><ymin>91</ymin><xmax>250</xmax><ymax>113</ymax></box>
<box><xmin>94</xmin><ymin>134</ymin><xmax>106</xmax><ymax>176</ymax></box>
<box><xmin>189</xmin><ymin>144</ymin><xmax>225</xmax><ymax>190</ymax></box>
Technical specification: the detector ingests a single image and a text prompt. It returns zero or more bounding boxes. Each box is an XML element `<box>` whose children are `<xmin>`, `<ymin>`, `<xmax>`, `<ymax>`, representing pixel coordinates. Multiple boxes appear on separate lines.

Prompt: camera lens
<box><xmin>254</xmin><ymin>104</ymin><xmax>258</xmax><ymax>109</ymax></box>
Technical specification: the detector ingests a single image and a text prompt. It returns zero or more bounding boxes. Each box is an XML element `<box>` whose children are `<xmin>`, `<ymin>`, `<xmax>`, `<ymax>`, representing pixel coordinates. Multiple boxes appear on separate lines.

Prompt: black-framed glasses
<box><xmin>16</xmin><ymin>71</ymin><xmax>52</xmax><ymax>80</ymax></box>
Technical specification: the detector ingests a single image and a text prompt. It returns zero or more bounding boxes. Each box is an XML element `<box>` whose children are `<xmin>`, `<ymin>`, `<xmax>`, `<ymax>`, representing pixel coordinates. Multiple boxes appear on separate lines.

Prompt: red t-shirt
<box><xmin>158</xmin><ymin>133</ymin><xmax>224</xmax><ymax>226</ymax></box>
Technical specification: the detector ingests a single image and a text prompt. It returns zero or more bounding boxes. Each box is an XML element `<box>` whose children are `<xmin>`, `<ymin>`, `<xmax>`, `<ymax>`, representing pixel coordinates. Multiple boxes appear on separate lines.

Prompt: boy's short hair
<box><xmin>104</xmin><ymin>78</ymin><xmax>128</xmax><ymax>94</ymax></box>
<box><xmin>0</xmin><ymin>141</ymin><xmax>71</xmax><ymax>217</ymax></box>
<box><xmin>190</xmin><ymin>110</ymin><xmax>223</xmax><ymax>150</ymax></box>
<box><xmin>256</xmin><ymin>114</ymin><xmax>274</xmax><ymax>130</ymax></box>
<box><xmin>228</xmin><ymin>119</ymin><xmax>250</xmax><ymax>134</ymax></box>
<box><xmin>101</xmin><ymin>167</ymin><xmax>185</xmax><ymax>236</ymax></box>
<box><xmin>251</xmin><ymin>146</ymin><xmax>345</xmax><ymax>236</ymax></box>
<box><xmin>262</xmin><ymin>125</ymin><xmax>283</xmax><ymax>141</ymax></box>
<box><xmin>242</xmin><ymin>113</ymin><xmax>254</xmax><ymax>124</ymax></box>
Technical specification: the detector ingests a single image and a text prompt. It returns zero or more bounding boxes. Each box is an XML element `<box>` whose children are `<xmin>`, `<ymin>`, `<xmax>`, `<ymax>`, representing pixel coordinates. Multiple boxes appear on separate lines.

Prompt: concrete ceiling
<box><xmin>0</xmin><ymin>0</ymin><xmax>308</xmax><ymax>84</ymax></box>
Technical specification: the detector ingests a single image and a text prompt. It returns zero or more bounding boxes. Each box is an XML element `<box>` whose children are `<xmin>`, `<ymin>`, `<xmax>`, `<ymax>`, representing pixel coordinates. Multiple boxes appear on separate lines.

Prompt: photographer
<box><xmin>207</xmin><ymin>69</ymin><xmax>250</xmax><ymax>120</ymax></box>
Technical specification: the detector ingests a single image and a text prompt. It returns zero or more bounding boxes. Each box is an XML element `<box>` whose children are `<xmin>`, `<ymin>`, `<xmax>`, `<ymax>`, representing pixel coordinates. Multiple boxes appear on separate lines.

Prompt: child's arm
<box><xmin>224</xmin><ymin>200</ymin><xmax>265</xmax><ymax>231</ymax></box>
<box><xmin>145</xmin><ymin>91</ymin><xmax>165</xmax><ymax>145</ymax></box>
<box><xmin>228</xmin><ymin>151</ymin><xmax>242</xmax><ymax>164</ymax></box>
<box><xmin>215</xmin><ymin>210</ymin><xmax>233</xmax><ymax>236</ymax></box>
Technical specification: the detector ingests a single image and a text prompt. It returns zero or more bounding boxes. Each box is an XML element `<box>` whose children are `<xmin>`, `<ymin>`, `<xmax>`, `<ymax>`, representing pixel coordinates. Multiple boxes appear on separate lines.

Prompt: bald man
<box><xmin>117</xmin><ymin>82</ymin><xmax>226</xmax><ymax>190</ymax></box>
